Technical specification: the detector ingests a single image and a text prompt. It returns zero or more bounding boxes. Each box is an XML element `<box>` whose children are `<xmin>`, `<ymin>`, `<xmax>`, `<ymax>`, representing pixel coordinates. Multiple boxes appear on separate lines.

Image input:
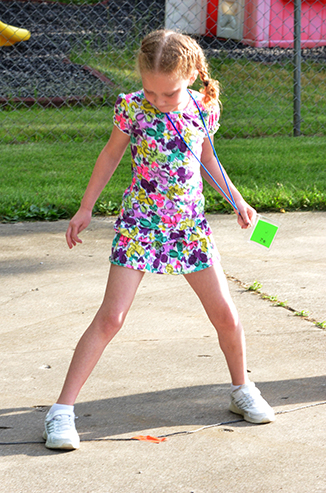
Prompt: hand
<box><xmin>235</xmin><ymin>200</ymin><xmax>257</xmax><ymax>229</ymax></box>
<box><xmin>65</xmin><ymin>208</ymin><xmax>92</xmax><ymax>249</ymax></box>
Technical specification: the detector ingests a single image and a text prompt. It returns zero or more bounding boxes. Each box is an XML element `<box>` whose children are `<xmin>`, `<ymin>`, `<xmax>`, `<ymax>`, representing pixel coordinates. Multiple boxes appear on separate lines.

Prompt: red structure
<box><xmin>206</xmin><ymin>0</ymin><xmax>326</xmax><ymax>47</ymax></box>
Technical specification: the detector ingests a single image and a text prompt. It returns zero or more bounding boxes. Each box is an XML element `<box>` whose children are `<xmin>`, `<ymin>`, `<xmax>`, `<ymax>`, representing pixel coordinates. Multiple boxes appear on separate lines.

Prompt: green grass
<box><xmin>69</xmin><ymin>48</ymin><xmax>326</xmax><ymax>138</ymax></box>
<box><xmin>2</xmin><ymin>53</ymin><xmax>325</xmax><ymax>143</ymax></box>
<box><xmin>204</xmin><ymin>136</ymin><xmax>326</xmax><ymax>213</ymax></box>
<box><xmin>0</xmin><ymin>106</ymin><xmax>114</xmax><ymax>144</ymax></box>
<box><xmin>1</xmin><ymin>136</ymin><xmax>325</xmax><ymax>221</ymax></box>
<box><xmin>0</xmin><ymin>140</ymin><xmax>130</xmax><ymax>221</ymax></box>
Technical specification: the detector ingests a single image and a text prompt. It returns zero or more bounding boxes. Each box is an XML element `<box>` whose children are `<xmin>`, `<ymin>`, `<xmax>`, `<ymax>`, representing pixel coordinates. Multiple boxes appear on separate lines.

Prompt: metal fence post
<box><xmin>293</xmin><ymin>0</ymin><xmax>302</xmax><ymax>137</ymax></box>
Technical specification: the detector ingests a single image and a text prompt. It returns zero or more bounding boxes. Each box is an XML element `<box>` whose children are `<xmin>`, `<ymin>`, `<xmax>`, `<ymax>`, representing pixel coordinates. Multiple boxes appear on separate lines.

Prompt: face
<box><xmin>142</xmin><ymin>72</ymin><xmax>195</xmax><ymax>113</ymax></box>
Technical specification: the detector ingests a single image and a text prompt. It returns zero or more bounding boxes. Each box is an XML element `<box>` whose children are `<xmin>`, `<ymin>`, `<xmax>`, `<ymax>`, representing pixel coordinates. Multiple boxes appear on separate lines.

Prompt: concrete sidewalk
<box><xmin>0</xmin><ymin>212</ymin><xmax>325</xmax><ymax>493</ymax></box>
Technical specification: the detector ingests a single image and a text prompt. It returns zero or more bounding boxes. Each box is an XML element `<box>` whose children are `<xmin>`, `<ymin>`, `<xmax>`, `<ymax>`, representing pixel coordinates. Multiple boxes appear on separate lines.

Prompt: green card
<box><xmin>249</xmin><ymin>216</ymin><xmax>279</xmax><ymax>249</ymax></box>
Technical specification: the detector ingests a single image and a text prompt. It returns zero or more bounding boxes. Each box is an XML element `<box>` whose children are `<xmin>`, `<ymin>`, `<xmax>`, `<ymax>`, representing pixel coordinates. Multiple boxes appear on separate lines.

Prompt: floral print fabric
<box><xmin>110</xmin><ymin>89</ymin><xmax>221</xmax><ymax>275</ymax></box>
<box><xmin>111</xmin><ymin>232</ymin><xmax>219</xmax><ymax>275</ymax></box>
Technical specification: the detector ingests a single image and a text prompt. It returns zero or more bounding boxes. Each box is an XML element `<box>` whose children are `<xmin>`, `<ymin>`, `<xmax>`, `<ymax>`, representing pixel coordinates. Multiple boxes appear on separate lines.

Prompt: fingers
<box><xmin>237</xmin><ymin>204</ymin><xmax>257</xmax><ymax>229</ymax></box>
<box><xmin>65</xmin><ymin>210</ymin><xmax>91</xmax><ymax>248</ymax></box>
<box><xmin>247</xmin><ymin>207</ymin><xmax>257</xmax><ymax>227</ymax></box>
<box><xmin>66</xmin><ymin>222</ymin><xmax>83</xmax><ymax>249</ymax></box>
<box><xmin>238</xmin><ymin>213</ymin><xmax>250</xmax><ymax>229</ymax></box>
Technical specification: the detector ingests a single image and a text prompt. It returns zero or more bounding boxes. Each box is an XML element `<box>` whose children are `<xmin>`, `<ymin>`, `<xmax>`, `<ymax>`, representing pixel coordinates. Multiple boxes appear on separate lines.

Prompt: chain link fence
<box><xmin>0</xmin><ymin>0</ymin><xmax>325</xmax><ymax>143</ymax></box>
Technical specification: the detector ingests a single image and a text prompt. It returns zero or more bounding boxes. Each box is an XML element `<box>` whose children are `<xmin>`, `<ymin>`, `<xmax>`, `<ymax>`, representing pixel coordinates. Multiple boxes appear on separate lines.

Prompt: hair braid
<box><xmin>196</xmin><ymin>52</ymin><xmax>221</xmax><ymax>107</ymax></box>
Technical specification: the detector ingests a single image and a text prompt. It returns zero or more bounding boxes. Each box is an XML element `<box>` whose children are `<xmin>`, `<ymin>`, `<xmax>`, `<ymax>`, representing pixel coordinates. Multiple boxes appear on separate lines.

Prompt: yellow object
<box><xmin>0</xmin><ymin>20</ymin><xmax>31</xmax><ymax>46</ymax></box>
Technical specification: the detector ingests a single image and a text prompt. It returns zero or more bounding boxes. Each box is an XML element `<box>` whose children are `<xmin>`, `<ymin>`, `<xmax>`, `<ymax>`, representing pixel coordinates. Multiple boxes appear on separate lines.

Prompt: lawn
<box><xmin>1</xmin><ymin>135</ymin><xmax>325</xmax><ymax>222</ymax></box>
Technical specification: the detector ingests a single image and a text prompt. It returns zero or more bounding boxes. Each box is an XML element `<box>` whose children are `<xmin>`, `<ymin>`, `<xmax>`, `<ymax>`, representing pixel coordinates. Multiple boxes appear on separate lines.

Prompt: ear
<box><xmin>188</xmin><ymin>71</ymin><xmax>198</xmax><ymax>86</ymax></box>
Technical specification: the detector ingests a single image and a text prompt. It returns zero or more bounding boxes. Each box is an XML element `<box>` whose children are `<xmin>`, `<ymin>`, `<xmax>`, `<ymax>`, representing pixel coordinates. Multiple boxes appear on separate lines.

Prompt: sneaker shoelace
<box><xmin>46</xmin><ymin>414</ymin><xmax>74</xmax><ymax>434</ymax></box>
<box><xmin>235</xmin><ymin>388</ymin><xmax>261</xmax><ymax>410</ymax></box>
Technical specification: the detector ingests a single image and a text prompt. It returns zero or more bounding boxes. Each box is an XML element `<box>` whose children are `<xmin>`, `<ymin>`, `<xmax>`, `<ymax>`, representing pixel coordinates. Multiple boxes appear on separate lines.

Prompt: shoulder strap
<box><xmin>164</xmin><ymin>91</ymin><xmax>238</xmax><ymax>212</ymax></box>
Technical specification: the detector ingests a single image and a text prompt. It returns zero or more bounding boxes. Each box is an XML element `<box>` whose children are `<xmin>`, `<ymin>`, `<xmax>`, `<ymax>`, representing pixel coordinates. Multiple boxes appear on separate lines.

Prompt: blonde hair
<box><xmin>137</xmin><ymin>30</ymin><xmax>220</xmax><ymax>107</ymax></box>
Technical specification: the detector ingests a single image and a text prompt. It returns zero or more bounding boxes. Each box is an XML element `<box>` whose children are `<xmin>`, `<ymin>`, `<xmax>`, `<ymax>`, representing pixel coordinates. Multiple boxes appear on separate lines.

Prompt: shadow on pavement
<box><xmin>0</xmin><ymin>375</ymin><xmax>325</xmax><ymax>457</ymax></box>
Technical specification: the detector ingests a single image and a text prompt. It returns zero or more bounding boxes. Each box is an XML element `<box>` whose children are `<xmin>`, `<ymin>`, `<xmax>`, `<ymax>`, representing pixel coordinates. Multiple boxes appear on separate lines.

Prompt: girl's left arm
<box><xmin>200</xmin><ymin>136</ymin><xmax>256</xmax><ymax>229</ymax></box>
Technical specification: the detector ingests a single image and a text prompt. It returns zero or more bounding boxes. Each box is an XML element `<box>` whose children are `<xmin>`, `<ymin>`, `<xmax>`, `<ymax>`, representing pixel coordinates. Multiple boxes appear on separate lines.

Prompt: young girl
<box><xmin>43</xmin><ymin>30</ymin><xmax>274</xmax><ymax>450</ymax></box>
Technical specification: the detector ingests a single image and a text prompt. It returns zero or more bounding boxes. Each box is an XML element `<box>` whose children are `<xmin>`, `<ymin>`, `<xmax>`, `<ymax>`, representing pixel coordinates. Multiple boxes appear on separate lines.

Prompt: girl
<box><xmin>43</xmin><ymin>30</ymin><xmax>274</xmax><ymax>450</ymax></box>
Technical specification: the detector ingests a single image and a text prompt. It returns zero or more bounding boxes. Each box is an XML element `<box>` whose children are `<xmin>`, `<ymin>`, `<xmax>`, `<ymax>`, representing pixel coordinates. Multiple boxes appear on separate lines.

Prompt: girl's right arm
<box><xmin>66</xmin><ymin>125</ymin><xmax>130</xmax><ymax>249</ymax></box>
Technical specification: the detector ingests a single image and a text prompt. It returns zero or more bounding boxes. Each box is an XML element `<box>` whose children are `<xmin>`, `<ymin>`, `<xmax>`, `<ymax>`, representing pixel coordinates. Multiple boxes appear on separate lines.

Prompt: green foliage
<box><xmin>294</xmin><ymin>309</ymin><xmax>310</xmax><ymax>318</ymax></box>
<box><xmin>261</xmin><ymin>294</ymin><xmax>278</xmax><ymax>302</ymax></box>
<box><xmin>275</xmin><ymin>300</ymin><xmax>288</xmax><ymax>307</ymax></box>
<box><xmin>247</xmin><ymin>280</ymin><xmax>263</xmax><ymax>292</ymax></box>
<box><xmin>1</xmin><ymin>203</ymin><xmax>70</xmax><ymax>222</ymax></box>
<box><xmin>93</xmin><ymin>200</ymin><xmax>120</xmax><ymax>216</ymax></box>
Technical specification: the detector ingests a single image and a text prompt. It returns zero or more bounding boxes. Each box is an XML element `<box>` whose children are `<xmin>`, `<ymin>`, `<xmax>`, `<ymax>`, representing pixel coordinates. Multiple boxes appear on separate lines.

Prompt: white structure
<box><xmin>216</xmin><ymin>0</ymin><xmax>245</xmax><ymax>40</ymax></box>
<box><xmin>165</xmin><ymin>0</ymin><xmax>207</xmax><ymax>35</ymax></box>
<box><xmin>165</xmin><ymin>0</ymin><xmax>245</xmax><ymax>40</ymax></box>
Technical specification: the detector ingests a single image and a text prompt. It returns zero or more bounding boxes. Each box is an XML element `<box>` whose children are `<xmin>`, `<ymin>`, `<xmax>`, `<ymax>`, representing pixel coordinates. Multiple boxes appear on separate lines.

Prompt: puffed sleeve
<box><xmin>113</xmin><ymin>93</ymin><xmax>131</xmax><ymax>135</ymax></box>
<box><xmin>208</xmin><ymin>102</ymin><xmax>220</xmax><ymax>135</ymax></box>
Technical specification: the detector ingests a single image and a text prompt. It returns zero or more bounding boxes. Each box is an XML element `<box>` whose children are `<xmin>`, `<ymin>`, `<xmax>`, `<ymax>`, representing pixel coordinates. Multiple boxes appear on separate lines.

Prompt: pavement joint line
<box><xmin>1</xmin><ymin>401</ymin><xmax>325</xmax><ymax>447</ymax></box>
<box><xmin>225</xmin><ymin>272</ymin><xmax>326</xmax><ymax>328</ymax></box>
<box><xmin>274</xmin><ymin>400</ymin><xmax>326</xmax><ymax>414</ymax></box>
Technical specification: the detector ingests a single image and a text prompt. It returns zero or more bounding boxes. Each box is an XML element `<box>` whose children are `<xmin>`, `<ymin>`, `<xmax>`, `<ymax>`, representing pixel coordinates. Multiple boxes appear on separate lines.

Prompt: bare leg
<box><xmin>184</xmin><ymin>262</ymin><xmax>248</xmax><ymax>386</ymax></box>
<box><xmin>57</xmin><ymin>265</ymin><xmax>144</xmax><ymax>405</ymax></box>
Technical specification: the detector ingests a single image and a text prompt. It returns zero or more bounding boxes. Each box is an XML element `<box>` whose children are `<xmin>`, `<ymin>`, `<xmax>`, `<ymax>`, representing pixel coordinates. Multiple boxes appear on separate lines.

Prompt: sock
<box><xmin>48</xmin><ymin>403</ymin><xmax>74</xmax><ymax>416</ymax></box>
<box><xmin>231</xmin><ymin>384</ymin><xmax>242</xmax><ymax>392</ymax></box>
<box><xmin>231</xmin><ymin>380</ymin><xmax>250</xmax><ymax>392</ymax></box>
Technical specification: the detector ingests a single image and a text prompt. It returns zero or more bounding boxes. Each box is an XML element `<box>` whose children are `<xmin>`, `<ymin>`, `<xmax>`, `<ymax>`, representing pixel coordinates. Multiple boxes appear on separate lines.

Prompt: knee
<box><xmin>212</xmin><ymin>301</ymin><xmax>240</xmax><ymax>334</ymax></box>
<box><xmin>94</xmin><ymin>307</ymin><xmax>126</xmax><ymax>340</ymax></box>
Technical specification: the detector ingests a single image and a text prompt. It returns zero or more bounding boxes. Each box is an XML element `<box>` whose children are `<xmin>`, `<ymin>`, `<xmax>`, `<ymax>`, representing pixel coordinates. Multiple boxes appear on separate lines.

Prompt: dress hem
<box><xmin>109</xmin><ymin>256</ymin><xmax>220</xmax><ymax>276</ymax></box>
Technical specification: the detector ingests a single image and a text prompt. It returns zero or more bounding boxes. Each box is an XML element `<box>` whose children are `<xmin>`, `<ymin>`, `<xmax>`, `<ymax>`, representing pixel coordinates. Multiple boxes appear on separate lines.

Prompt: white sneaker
<box><xmin>43</xmin><ymin>410</ymin><xmax>80</xmax><ymax>450</ymax></box>
<box><xmin>229</xmin><ymin>382</ymin><xmax>275</xmax><ymax>424</ymax></box>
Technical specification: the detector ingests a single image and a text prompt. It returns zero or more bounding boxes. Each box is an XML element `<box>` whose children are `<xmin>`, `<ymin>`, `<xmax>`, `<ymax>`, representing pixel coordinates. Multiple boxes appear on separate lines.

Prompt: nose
<box><xmin>155</xmin><ymin>97</ymin><xmax>166</xmax><ymax>110</ymax></box>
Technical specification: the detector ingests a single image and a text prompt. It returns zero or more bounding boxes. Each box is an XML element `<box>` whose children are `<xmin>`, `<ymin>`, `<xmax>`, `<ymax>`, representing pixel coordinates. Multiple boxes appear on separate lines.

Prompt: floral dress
<box><xmin>110</xmin><ymin>89</ymin><xmax>221</xmax><ymax>275</ymax></box>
